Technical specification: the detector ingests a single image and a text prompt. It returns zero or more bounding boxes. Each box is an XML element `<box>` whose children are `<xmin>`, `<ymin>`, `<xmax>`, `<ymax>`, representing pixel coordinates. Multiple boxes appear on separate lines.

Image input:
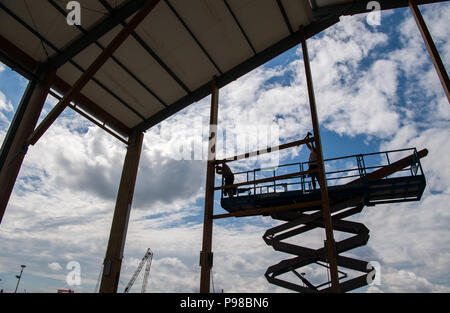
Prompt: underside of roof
<box><xmin>0</xmin><ymin>0</ymin><xmax>447</xmax><ymax>138</ymax></box>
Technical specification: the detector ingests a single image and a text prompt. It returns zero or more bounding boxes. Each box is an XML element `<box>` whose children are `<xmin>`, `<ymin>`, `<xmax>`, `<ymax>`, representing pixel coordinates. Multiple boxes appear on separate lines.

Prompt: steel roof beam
<box><xmin>0</xmin><ymin>2</ymin><xmax>146</xmax><ymax>121</ymax></box>
<box><xmin>0</xmin><ymin>34</ymin><xmax>131</xmax><ymax>137</ymax></box>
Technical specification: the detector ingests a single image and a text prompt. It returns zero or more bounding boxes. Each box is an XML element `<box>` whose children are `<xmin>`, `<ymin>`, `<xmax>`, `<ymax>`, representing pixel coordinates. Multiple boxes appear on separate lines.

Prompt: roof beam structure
<box><xmin>0</xmin><ymin>0</ymin><xmax>447</xmax><ymax>138</ymax></box>
<box><xmin>0</xmin><ymin>34</ymin><xmax>131</xmax><ymax>139</ymax></box>
<box><xmin>132</xmin><ymin>0</ymin><xmax>449</xmax><ymax>134</ymax></box>
<box><xmin>0</xmin><ymin>2</ymin><xmax>147</xmax><ymax>122</ymax></box>
<box><xmin>47</xmin><ymin>0</ymin><xmax>168</xmax><ymax>108</ymax></box>
<box><xmin>43</xmin><ymin>0</ymin><xmax>153</xmax><ymax>70</ymax></box>
<box><xmin>133</xmin><ymin>16</ymin><xmax>340</xmax><ymax>133</ymax></box>
<box><xmin>27</xmin><ymin>0</ymin><xmax>161</xmax><ymax>146</ymax></box>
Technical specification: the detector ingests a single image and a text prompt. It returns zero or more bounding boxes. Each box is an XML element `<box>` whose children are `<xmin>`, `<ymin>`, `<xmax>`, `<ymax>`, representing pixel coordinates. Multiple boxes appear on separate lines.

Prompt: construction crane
<box><xmin>124</xmin><ymin>248</ymin><xmax>153</xmax><ymax>293</ymax></box>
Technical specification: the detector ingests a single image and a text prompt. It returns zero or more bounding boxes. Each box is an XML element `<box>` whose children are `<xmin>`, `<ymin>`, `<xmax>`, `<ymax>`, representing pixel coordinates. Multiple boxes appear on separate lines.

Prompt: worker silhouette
<box><xmin>305</xmin><ymin>132</ymin><xmax>320</xmax><ymax>190</ymax></box>
<box><xmin>216</xmin><ymin>162</ymin><xmax>236</xmax><ymax>197</ymax></box>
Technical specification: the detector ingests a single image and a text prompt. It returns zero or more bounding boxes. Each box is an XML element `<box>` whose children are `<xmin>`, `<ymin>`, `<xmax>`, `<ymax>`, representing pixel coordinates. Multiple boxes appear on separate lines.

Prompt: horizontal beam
<box><xmin>216</xmin><ymin>137</ymin><xmax>315</xmax><ymax>163</ymax></box>
<box><xmin>0</xmin><ymin>34</ymin><xmax>131</xmax><ymax>138</ymax></box>
<box><xmin>44</xmin><ymin>0</ymin><xmax>151</xmax><ymax>70</ymax></box>
<box><xmin>133</xmin><ymin>16</ymin><xmax>340</xmax><ymax>133</ymax></box>
<box><xmin>214</xmin><ymin>169</ymin><xmax>316</xmax><ymax>191</ymax></box>
<box><xmin>213</xmin><ymin>200</ymin><xmax>323</xmax><ymax>219</ymax></box>
<box><xmin>313</xmin><ymin>0</ymin><xmax>450</xmax><ymax>19</ymax></box>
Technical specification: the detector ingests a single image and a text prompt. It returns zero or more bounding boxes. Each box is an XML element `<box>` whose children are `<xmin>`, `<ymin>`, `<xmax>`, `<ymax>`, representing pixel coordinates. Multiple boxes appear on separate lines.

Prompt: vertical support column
<box><xmin>200</xmin><ymin>76</ymin><xmax>219</xmax><ymax>293</ymax></box>
<box><xmin>409</xmin><ymin>0</ymin><xmax>450</xmax><ymax>103</ymax></box>
<box><xmin>99</xmin><ymin>131</ymin><xmax>144</xmax><ymax>293</ymax></box>
<box><xmin>0</xmin><ymin>68</ymin><xmax>55</xmax><ymax>224</ymax></box>
<box><xmin>299</xmin><ymin>26</ymin><xmax>340</xmax><ymax>293</ymax></box>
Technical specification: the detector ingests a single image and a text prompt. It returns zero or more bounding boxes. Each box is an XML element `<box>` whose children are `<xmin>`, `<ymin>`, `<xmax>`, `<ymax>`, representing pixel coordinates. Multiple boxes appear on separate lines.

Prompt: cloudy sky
<box><xmin>0</xmin><ymin>3</ymin><xmax>449</xmax><ymax>293</ymax></box>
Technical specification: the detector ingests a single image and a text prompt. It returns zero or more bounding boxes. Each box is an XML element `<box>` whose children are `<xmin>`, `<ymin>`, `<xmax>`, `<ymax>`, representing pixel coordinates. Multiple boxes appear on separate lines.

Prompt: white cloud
<box><xmin>48</xmin><ymin>262</ymin><xmax>63</xmax><ymax>271</ymax></box>
<box><xmin>0</xmin><ymin>90</ymin><xmax>12</xmax><ymax>112</ymax></box>
<box><xmin>380</xmin><ymin>267</ymin><xmax>450</xmax><ymax>293</ymax></box>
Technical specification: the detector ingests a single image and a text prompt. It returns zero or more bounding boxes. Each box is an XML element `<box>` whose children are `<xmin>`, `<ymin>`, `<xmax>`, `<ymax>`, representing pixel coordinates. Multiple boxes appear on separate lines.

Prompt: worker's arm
<box><xmin>305</xmin><ymin>132</ymin><xmax>313</xmax><ymax>151</ymax></box>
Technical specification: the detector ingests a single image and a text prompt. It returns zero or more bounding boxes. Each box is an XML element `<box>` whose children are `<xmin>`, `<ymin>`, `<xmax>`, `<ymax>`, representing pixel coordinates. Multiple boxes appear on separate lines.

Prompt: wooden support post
<box><xmin>99</xmin><ymin>132</ymin><xmax>144</xmax><ymax>293</ymax></box>
<box><xmin>300</xmin><ymin>26</ymin><xmax>340</xmax><ymax>293</ymax></box>
<box><xmin>0</xmin><ymin>69</ymin><xmax>55</xmax><ymax>224</ymax></box>
<box><xmin>409</xmin><ymin>0</ymin><xmax>450</xmax><ymax>103</ymax></box>
<box><xmin>200</xmin><ymin>76</ymin><xmax>219</xmax><ymax>293</ymax></box>
<box><xmin>28</xmin><ymin>0</ymin><xmax>161</xmax><ymax>146</ymax></box>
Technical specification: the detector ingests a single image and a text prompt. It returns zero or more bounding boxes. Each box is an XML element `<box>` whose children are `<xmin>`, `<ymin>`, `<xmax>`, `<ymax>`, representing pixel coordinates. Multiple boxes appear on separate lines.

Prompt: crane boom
<box><xmin>142</xmin><ymin>255</ymin><xmax>152</xmax><ymax>293</ymax></box>
<box><xmin>124</xmin><ymin>248</ymin><xmax>153</xmax><ymax>293</ymax></box>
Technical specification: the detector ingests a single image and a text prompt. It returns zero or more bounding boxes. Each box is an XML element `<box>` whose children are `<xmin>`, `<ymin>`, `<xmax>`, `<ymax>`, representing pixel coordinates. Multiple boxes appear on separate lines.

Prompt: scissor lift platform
<box><xmin>221</xmin><ymin>175</ymin><xmax>426</xmax><ymax>220</ymax></box>
<box><xmin>217</xmin><ymin>148</ymin><xmax>428</xmax><ymax>292</ymax></box>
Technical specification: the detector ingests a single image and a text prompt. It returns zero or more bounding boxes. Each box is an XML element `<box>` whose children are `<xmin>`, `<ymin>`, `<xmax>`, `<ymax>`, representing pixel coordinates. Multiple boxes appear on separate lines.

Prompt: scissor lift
<box><xmin>218</xmin><ymin>148</ymin><xmax>428</xmax><ymax>293</ymax></box>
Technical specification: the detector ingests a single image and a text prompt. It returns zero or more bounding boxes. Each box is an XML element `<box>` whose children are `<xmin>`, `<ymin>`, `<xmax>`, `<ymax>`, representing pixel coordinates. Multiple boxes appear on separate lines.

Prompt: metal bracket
<box><xmin>103</xmin><ymin>259</ymin><xmax>112</xmax><ymax>276</ymax></box>
<box><xmin>199</xmin><ymin>251</ymin><xmax>214</xmax><ymax>268</ymax></box>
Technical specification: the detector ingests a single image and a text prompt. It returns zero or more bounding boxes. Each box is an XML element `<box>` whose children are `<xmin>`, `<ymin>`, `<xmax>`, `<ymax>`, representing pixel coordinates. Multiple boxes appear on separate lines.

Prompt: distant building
<box><xmin>57</xmin><ymin>289</ymin><xmax>74</xmax><ymax>293</ymax></box>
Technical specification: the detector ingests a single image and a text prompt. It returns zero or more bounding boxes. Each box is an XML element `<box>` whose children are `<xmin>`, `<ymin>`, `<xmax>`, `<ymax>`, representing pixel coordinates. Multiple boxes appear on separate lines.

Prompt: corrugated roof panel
<box><xmin>281</xmin><ymin>0</ymin><xmax>314</xmax><ymax>31</ymax></box>
<box><xmin>133</xmin><ymin>1</ymin><xmax>220</xmax><ymax>91</ymax></box>
<box><xmin>68</xmin><ymin>34</ymin><xmax>163</xmax><ymax>119</ymax></box>
<box><xmin>168</xmin><ymin>0</ymin><xmax>255</xmax><ymax>73</ymax></box>
<box><xmin>0</xmin><ymin>8</ymin><xmax>45</xmax><ymax>63</ymax></box>
<box><xmin>94</xmin><ymin>58</ymin><xmax>165</xmax><ymax>118</ymax></box>
<box><xmin>110</xmin><ymin>31</ymin><xmax>188</xmax><ymax>106</ymax></box>
<box><xmin>0</xmin><ymin>0</ymin><xmax>57</xmax><ymax>62</ymax></box>
<box><xmin>81</xmin><ymin>79</ymin><xmax>144</xmax><ymax>127</ymax></box>
<box><xmin>226</xmin><ymin>0</ymin><xmax>290</xmax><ymax>53</ymax></box>
<box><xmin>57</xmin><ymin>61</ymin><xmax>143</xmax><ymax>128</ymax></box>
